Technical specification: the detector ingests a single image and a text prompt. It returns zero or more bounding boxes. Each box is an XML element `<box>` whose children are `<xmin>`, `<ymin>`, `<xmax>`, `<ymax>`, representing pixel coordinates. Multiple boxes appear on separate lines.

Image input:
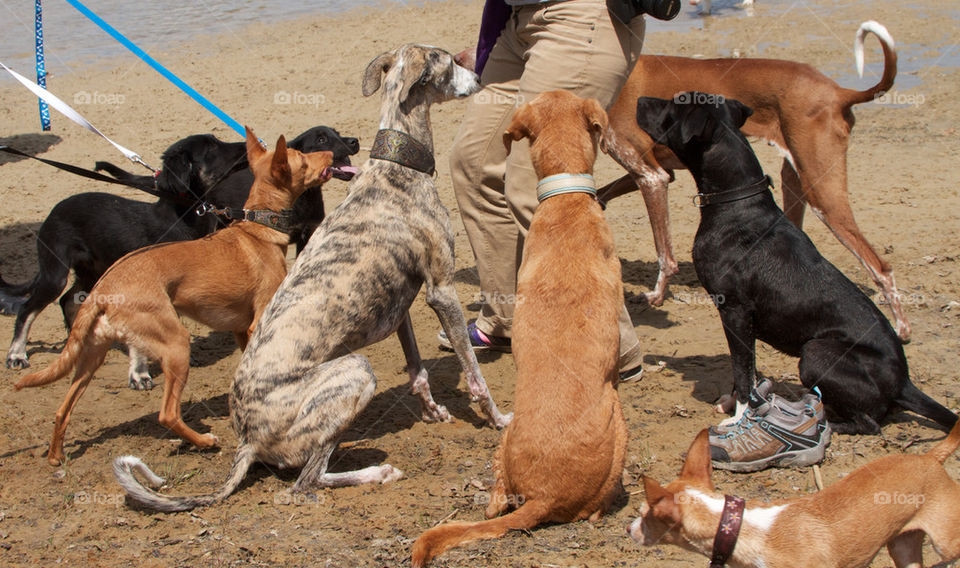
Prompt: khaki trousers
<box><xmin>450</xmin><ymin>0</ymin><xmax>646</xmax><ymax>369</ymax></box>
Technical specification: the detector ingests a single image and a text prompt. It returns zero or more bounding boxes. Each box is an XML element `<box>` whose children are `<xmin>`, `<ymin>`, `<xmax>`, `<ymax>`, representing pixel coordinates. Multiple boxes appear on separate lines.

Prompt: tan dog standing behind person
<box><xmin>600</xmin><ymin>21</ymin><xmax>911</xmax><ymax>341</ymax></box>
<box><xmin>631</xmin><ymin>424</ymin><xmax>960</xmax><ymax>567</ymax></box>
<box><xmin>412</xmin><ymin>90</ymin><xmax>628</xmax><ymax>566</ymax></box>
<box><xmin>14</xmin><ymin>129</ymin><xmax>334</xmax><ymax>465</ymax></box>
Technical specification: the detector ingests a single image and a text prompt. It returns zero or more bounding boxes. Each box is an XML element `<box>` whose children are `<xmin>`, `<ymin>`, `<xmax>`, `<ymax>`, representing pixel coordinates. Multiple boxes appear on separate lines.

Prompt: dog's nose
<box><xmin>348</xmin><ymin>138</ymin><xmax>360</xmax><ymax>153</ymax></box>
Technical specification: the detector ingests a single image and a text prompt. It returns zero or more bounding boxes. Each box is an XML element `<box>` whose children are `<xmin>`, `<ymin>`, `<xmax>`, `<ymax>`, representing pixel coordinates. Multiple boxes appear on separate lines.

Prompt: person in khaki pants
<box><xmin>440</xmin><ymin>0</ymin><xmax>647</xmax><ymax>379</ymax></box>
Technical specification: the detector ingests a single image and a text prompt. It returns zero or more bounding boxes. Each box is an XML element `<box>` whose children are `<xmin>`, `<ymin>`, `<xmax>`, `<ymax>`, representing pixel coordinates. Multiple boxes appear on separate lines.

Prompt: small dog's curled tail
<box><xmin>929</xmin><ymin>419</ymin><xmax>960</xmax><ymax>464</ymax></box>
<box><xmin>849</xmin><ymin>21</ymin><xmax>897</xmax><ymax>106</ymax></box>
<box><xmin>13</xmin><ymin>301</ymin><xmax>105</xmax><ymax>390</ymax></box>
<box><xmin>113</xmin><ymin>446</ymin><xmax>256</xmax><ymax>512</ymax></box>
<box><xmin>411</xmin><ymin>500</ymin><xmax>548</xmax><ymax>567</ymax></box>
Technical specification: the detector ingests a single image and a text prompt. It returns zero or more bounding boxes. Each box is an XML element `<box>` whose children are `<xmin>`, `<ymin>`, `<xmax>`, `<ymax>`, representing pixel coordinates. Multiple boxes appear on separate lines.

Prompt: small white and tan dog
<box><xmin>631</xmin><ymin>424</ymin><xmax>960</xmax><ymax>567</ymax></box>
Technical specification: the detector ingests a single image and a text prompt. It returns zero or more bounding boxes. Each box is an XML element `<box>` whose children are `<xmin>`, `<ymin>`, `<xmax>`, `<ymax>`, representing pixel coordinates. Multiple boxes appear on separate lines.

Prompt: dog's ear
<box><xmin>245</xmin><ymin>126</ymin><xmax>265</xmax><ymax>163</ymax></box>
<box><xmin>399</xmin><ymin>60</ymin><xmax>428</xmax><ymax>104</ymax></box>
<box><xmin>642</xmin><ymin>476</ymin><xmax>681</xmax><ymax>524</ymax></box>
<box><xmin>635</xmin><ymin>96</ymin><xmax>673</xmax><ymax>145</ymax></box>
<box><xmin>362</xmin><ymin>52</ymin><xmax>396</xmax><ymax>97</ymax></box>
<box><xmin>271</xmin><ymin>135</ymin><xmax>291</xmax><ymax>180</ymax></box>
<box><xmin>582</xmin><ymin>97</ymin><xmax>609</xmax><ymax>148</ymax></box>
<box><xmin>679</xmin><ymin>429</ymin><xmax>714</xmax><ymax>490</ymax></box>
<box><xmin>678</xmin><ymin>107</ymin><xmax>711</xmax><ymax>145</ymax></box>
<box><xmin>503</xmin><ymin>103</ymin><xmax>534</xmax><ymax>155</ymax></box>
<box><xmin>723</xmin><ymin>98</ymin><xmax>754</xmax><ymax>129</ymax></box>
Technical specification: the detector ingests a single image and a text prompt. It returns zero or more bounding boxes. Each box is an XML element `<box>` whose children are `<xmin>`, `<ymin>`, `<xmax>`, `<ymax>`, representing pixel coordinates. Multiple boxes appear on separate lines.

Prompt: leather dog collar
<box><xmin>198</xmin><ymin>204</ymin><xmax>295</xmax><ymax>234</ymax></box>
<box><xmin>536</xmin><ymin>173</ymin><xmax>597</xmax><ymax>202</ymax></box>
<box><xmin>369</xmin><ymin>129</ymin><xmax>436</xmax><ymax>175</ymax></box>
<box><xmin>709</xmin><ymin>494</ymin><xmax>746</xmax><ymax>568</ymax></box>
<box><xmin>694</xmin><ymin>175</ymin><xmax>773</xmax><ymax>208</ymax></box>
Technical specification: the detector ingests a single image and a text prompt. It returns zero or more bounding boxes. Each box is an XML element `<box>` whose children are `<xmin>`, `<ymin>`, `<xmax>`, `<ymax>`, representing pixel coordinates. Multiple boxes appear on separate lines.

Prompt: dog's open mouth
<box><xmin>330</xmin><ymin>163</ymin><xmax>359</xmax><ymax>181</ymax></box>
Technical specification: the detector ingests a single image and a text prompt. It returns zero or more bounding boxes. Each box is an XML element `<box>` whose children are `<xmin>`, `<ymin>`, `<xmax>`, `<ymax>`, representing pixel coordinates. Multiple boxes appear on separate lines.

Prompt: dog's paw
<box><xmin>128</xmin><ymin>372</ymin><xmax>155</xmax><ymax>391</ymax></box>
<box><xmin>421</xmin><ymin>404</ymin><xmax>452</xmax><ymax>424</ymax></box>
<box><xmin>5</xmin><ymin>353</ymin><xmax>29</xmax><ymax>370</ymax></box>
<box><xmin>197</xmin><ymin>433</ymin><xmax>220</xmax><ymax>448</ymax></box>
<box><xmin>644</xmin><ymin>290</ymin><xmax>666</xmax><ymax>307</ymax></box>
<box><xmin>492</xmin><ymin>411</ymin><xmax>513</xmax><ymax>430</ymax></box>
<box><xmin>378</xmin><ymin>464</ymin><xmax>404</xmax><ymax>484</ymax></box>
<box><xmin>714</xmin><ymin>393</ymin><xmax>736</xmax><ymax>414</ymax></box>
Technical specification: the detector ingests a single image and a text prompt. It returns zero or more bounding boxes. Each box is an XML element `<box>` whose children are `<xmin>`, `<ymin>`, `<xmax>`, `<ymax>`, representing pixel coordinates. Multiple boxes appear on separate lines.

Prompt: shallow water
<box><xmin>0</xmin><ymin>0</ymin><xmax>443</xmax><ymax>79</ymax></box>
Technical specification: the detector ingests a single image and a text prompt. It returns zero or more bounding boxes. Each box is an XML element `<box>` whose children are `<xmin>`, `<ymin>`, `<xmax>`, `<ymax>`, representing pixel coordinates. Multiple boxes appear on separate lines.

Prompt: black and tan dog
<box><xmin>631</xmin><ymin>93</ymin><xmax>956</xmax><ymax>434</ymax></box>
<box><xmin>1</xmin><ymin>126</ymin><xmax>357</xmax><ymax>379</ymax></box>
<box><xmin>112</xmin><ymin>44</ymin><xmax>510</xmax><ymax>512</ymax></box>
<box><xmin>14</xmin><ymin>129</ymin><xmax>334</xmax><ymax>465</ymax></box>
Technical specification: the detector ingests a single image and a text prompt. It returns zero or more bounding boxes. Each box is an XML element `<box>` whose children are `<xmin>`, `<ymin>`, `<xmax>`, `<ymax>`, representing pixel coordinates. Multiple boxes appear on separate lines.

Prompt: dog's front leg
<box><xmin>396</xmin><ymin>312</ymin><xmax>451</xmax><ymax>423</ymax></box>
<box><xmin>636</xmin><ymin>169</ymin><xmax>678</xmax><ymax>306</ymax></box>
<box><xmin>717</xmin><ymin>308</ymin><xmax>757</xmax><ymax>426</ymax></box>
<box><xmin>425</xmin><ymin>284</ymin><xmax>511</xmax><ymax>428</ymax></box>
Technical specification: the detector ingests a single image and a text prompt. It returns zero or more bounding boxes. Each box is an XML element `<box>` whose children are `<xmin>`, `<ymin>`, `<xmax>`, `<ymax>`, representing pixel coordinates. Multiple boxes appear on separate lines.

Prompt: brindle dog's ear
<box><xmin>362</xmin><ymin>52</ymin><xmax>396</xmax><ymax>97</ymax></box>
<box><xmin>503</xmin><ymin>103</ymin><xmax>535</xmax><ymax>155</ymax></box>
<box><xmin>398</xmin><ymin>55</ymin><xmax>429</xmax><ymax>104</ymax></box>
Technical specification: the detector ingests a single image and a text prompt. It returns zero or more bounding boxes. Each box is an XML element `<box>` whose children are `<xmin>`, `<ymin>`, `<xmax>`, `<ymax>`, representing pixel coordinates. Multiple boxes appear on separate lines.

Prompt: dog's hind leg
<box><xmin>886</xmin><ymin>530</ymin><xmax>925</xmax><ymax>568</ymax></box>
<box><xmin>426</xmin><ymin>283</ymin><xmax>511</xmax><ymax>428</ymax></box>
<box><xmin>48</xmin><ymin>340</ymin><xmax>110</xmax><ymax>465</ymax></box>
<box><xmin>798</xmin><ymin>339</ymin><xmax>885</xmax><ymax>435</ymax></box>
<box><xmin>5</xmin><ymin>263</ymin><xmax>71</xmax><ymax>369</ymax></box>
<box><xmin>397</xmin><ymin>313</ymin><xmax>451</xmax><ymax>423</ymax></box>
<box><xmin>283</xmin><ymin>354</ymin><xmax>403</xmax><ymax>493</ymax></box>
<box><xmin>789</xmin><ymin>131</ymin><xmax>909</xmax><ymax>342</ymax></box>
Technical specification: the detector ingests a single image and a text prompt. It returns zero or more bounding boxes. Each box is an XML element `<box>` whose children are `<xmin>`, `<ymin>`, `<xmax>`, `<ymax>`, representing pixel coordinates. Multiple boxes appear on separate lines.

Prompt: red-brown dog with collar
<box><xmin>600</xmin><ymin>21</ymin><xmax>911</xmax><ymax>342</ymax></box>
<box><xmin>14</xmin><ymin>128</ymin><xmax>334</xmax><ymax>465</ymax></box>
<box><xmin>631</xmin><ymin>423</ymin><xmax>960</xmax><ymax>568</ymax></box>
<box><xmin>412</xmin><ymin>90</ymin><xmax>627</xmax><ymax>566</ymax></box>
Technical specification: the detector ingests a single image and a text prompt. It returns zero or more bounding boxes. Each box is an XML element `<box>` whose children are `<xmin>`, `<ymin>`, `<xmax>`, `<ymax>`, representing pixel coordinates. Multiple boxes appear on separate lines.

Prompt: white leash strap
<box><xmin>1</xmin><ymin>60</ymin><xmax>156</xmax><ymax>172</ymax></box>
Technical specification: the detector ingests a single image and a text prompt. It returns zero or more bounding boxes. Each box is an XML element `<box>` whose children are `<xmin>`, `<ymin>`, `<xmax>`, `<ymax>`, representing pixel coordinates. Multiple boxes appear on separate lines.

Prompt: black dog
<box><xmin>1</xmin><ymin>126</ymin><xmax>358</xmax><ymax>374</ymax></box>
<box><xmin>633</xmin><ymin>93</ymin><xmax>956</xmax><ymax>434</ymax></box>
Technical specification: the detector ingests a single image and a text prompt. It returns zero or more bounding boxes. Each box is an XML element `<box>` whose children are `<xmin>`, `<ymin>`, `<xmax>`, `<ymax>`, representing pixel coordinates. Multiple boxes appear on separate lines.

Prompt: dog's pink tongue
<box><xmin>331</xmin><ymin>165</ymin><xmax>359</xmax><ymax>180</ymax></box>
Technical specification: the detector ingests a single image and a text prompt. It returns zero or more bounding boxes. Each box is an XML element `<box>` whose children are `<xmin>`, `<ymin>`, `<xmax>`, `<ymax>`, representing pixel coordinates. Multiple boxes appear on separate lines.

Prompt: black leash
<box><xmin>2</xmin><ymin>145</ymin><xmax>286</xmax><ymax>232</ymax></box>
<box><xmin>1</xmin><ymin>145</ymin><xmax>158</xmax><ymax>190</ymax></box>
<box><xmin>0</xmin><ymin>145</ymin><xmax>238</xmax><ymax>214</ymax></box>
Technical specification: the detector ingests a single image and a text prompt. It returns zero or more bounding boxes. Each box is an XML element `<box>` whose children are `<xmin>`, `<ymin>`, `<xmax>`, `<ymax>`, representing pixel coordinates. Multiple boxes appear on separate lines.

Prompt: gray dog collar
<box><xmin>536</xmin><ymin>173</ymin><xmax>597</xmax><ymax>202</ymax></box>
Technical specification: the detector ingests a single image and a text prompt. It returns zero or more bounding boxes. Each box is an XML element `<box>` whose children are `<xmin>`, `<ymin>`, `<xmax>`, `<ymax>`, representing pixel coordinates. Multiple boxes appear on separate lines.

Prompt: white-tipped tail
<box><xmin>115</xmin><ymin>455</ymin><xmax>166</xmax><ymax>488</ymax></box>
<box><xmin>855</xmin><ymin>21</ymin><xmax>895</xmax><ymax>78</ymax></box>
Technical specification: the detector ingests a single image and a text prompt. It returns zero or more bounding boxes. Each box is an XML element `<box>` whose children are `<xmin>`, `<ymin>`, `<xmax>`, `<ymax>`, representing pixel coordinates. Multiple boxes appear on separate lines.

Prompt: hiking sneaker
<box><xmin>438</xmin><ymin>321</ymin><xmax>511</xmax><ymax>352</ymax></box>
<box><xmin>709</xmin><ymin>386</ymin><xmax>831</xmax><ymax>473</ymax></box>
<box><xmin>710</xmin><ymin>378</ymin><xmax>775</xmax><ymax>436</ymax></box>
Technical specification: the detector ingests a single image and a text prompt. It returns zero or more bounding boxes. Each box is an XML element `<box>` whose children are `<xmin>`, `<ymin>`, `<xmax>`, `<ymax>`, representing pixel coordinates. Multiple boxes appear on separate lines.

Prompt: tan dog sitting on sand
<box><xmin>631</xmin><ymin>423</ymin><xmax>960</xmax><ymax>567</ymax></box>
<box><xmin>14</xmin><ymin>128</ymin><xmax>334</xmax><ymax>465</ymax></box>
<box><xmin>412</xmin><ymin>90</ymin><xmax>628</xmax><ymax>566</ymax></box>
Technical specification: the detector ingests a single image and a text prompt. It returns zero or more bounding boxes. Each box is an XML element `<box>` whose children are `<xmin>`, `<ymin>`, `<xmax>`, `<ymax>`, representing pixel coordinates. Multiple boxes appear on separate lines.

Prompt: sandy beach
<box><xmin>1</xmin><ymin>0</ymin><xmax>958</xmax><ymax>566</ymax></box>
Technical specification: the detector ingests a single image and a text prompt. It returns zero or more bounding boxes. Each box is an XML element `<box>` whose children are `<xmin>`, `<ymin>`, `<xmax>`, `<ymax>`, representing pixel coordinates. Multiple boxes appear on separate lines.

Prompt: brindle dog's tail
<box><xmin>113</xmin><ymin>446</ymin><xmax>256</xmax><ymax>512</ymax></box>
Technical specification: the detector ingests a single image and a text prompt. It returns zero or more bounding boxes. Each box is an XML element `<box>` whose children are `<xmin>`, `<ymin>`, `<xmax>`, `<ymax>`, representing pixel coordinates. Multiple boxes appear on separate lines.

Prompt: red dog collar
<box><xmin>709</xmin><ymin>494</ymin><xmax>746</xmax><ymax>568</ymax></box>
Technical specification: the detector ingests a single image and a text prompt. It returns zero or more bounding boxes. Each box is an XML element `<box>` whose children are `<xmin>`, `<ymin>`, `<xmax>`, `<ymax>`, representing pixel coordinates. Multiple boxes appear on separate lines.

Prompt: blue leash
<box><xmin>64</xmin><ymin>0</ymin><xmax>246</xmax><ymax>138</ymax></box>
<box><xmin>35</xmin><ymin>0</ymin><xmax>50</xmax><ymax>131</ymax></box>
